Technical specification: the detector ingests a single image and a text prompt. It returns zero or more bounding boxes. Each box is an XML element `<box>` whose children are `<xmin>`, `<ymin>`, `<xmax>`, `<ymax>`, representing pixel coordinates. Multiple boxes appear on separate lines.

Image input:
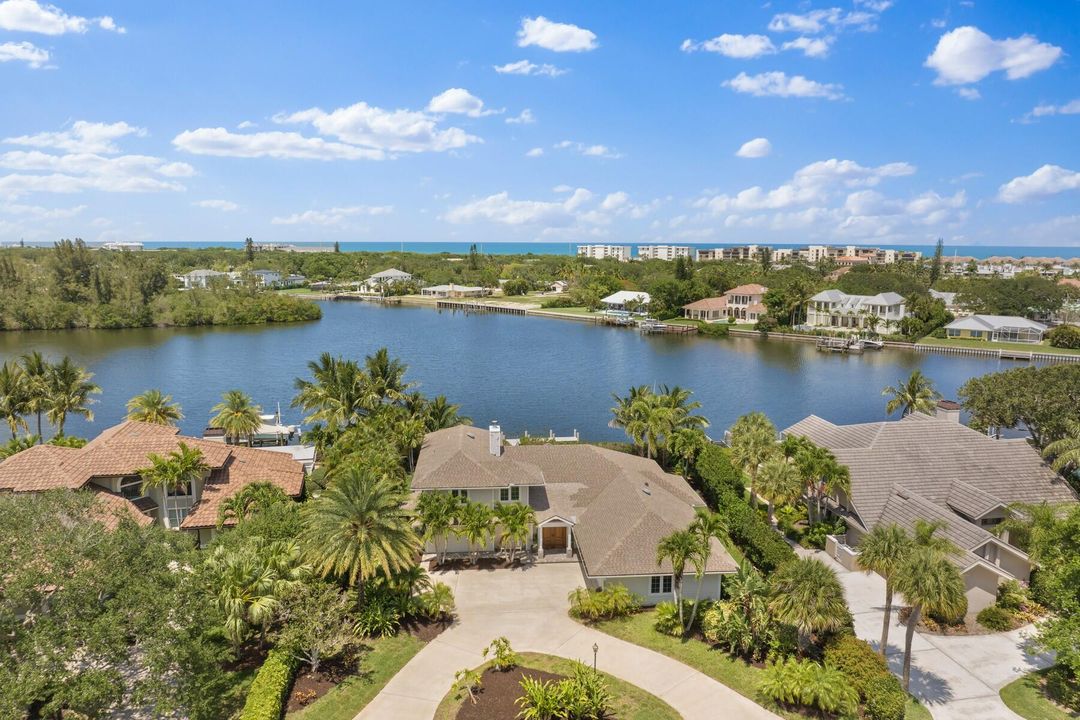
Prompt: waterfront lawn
<box><xmin>534</xmin><ymin>306</ymin><xmax>598</xmax><ymax>316</ymax></box>
<box><xmin>1000</xmin><ymin>669</ymin><xmax>1079</xmax><ymax>720</ymax></box>
<box><xmin>288</xmin><ymin>634</ymin><xmax>425</xmax><ymax>720</ymax></box>
<box><xmin>433</xmin><ymin>652</ymin><xmax>680</xmax><ymax>720</ymax></box>
<box><xmin>916</xmin><ymin>336</ymin><xmax>1080</xmax><ymax>356</ymax></box>
<box><xmin>587</xmin><ymin>609</ymin><xmax>932</xmax><ymax>720</ymax></box>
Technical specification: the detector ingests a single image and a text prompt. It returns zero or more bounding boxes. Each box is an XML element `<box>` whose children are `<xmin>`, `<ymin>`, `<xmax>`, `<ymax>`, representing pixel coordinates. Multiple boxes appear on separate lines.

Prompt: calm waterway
<box><xmin>0</xmin><ymin>301</ymin><xmax>1017</xmax><ymax>441</ymax></box>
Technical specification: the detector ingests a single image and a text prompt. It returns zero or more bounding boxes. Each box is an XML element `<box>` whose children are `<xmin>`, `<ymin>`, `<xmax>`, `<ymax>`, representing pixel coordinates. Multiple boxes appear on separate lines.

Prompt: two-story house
<box><xmin>805</xmin><ymin>289</ymin><xmax>907</xmax><ymax>333</ymax></box>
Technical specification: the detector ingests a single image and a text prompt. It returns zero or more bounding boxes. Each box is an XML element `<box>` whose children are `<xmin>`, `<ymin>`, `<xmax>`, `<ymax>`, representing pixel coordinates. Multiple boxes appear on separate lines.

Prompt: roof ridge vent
<box><xmin>641</xmin><ymin>481</ymin><xmax>651</xmax><ymax>496</ymax></box>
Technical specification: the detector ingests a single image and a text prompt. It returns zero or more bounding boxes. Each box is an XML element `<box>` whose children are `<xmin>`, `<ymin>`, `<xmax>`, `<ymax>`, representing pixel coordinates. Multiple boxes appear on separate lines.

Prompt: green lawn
<box><xmin>916</xmin><ymin>336</ymin><xmax>1080</xmax><ymax>356</ymax></box>
<box><xmin>433</xmin><ymin>652</ymin><xmax>680</xmax><ymax>720</ymax></box>
<box><xmin>288</xmin><ymin>633</ymin><xmax>426</xmax><ymax>720</ymax></box>
<box><xmin>587</xmin><ymin>610</ymin><xmax>931</xmax><ymax>720</ymax></box>
<box><xmin>532</xmin><ymin>306</ymin><xmax>598</xmax><ymax>317</ymax></box>
<box><xmin>1000</xmin><ymin>669</ymin><xmax>1080</xmax><ymax>720</ymax></box>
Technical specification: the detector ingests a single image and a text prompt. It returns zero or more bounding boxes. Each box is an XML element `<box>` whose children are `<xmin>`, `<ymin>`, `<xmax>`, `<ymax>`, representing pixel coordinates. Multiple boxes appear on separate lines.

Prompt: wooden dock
<box><xmin>436</xmin><ymin>300</ymin><xmax>529</xmax><ymax>316</ymax></box>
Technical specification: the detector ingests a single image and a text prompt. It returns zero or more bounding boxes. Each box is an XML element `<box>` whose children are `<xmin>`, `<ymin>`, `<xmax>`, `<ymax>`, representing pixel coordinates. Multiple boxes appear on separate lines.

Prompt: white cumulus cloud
<box><xmin>427</xmin><ymin>88</ymin><xmax>500</xmax><ymax>118</ymax></box>
<box><xmin>781</xmin><ymin>36</ymin><xmax>833</xmax><ymax>58</ymax></box>
<box><xmin>193</xmin><ymin>199</ymin><xmax>238</xmax><ymax>212</ymax></box>
<box><xmin>925</xmin><ymin>26</ymin><xmax>1062</xmax><ymax>86</ymax></box>
<box><xmin>0</xmin><ymin>0</ymin><xmax>123</xmax><ymax>34</ymax></box>
<box><xmin>271</xmin><ymin>205</ymin><xmax>393</xmax><ymax>226</ymax></box>
<box><xmin>493</xmin><ymin>59</ymin><xmax>567</xmax><ymax>77</ymax></box>
<box><xmin>525</xmin><ymin>147</ymin><xmax>544</xmax><ymax>157</ymax></box>
<box><xmin>0</xmin><ymin>40</ymin><xmax>49</xmax><ymax>67</ymax></box>
<box><xmin>517</xmin><ymin>16</ymin><xmax>597</xmax><ymax>52</ymax></box>
<box><xmin>554</xmin><ymin>140</ymin><xmax>622</xmax><ymax>159</ymax></box>
<box><xmin>997</xmin><ymin>165</ymin><xmax>1080</xmax><ymax>203</ymax></box>
<box><xmin>5</xmin><ymin>120</ymin><xmax>146</xmax><ymax>154</ymax></box>
<box><xmin>724</xmin><ymin>71</ymin><xmax>845</xmax><ymax>100</ymax></box>
<box><xmin>505</xmin><ymin>109</ymin><xmax>535</xmax><ymax>125</ymax></box>
<box><xmin>1022</xmin><ymin>99</ymin><xmax>1080</xmax><ymax>122</ymax></box>
<box><xmin>173</xmin><ymin>128</ymin><xmax>385</xmax><ymax>161</ymax></box>
<box><xmin>736</xmin><ymin>138</ymin><xmax>772</xmax><ymax>158</ymax></box>
<box><xmin>768</xmin><ymin>7</ymin><xmax>881</xmax><ymax>34</ymax></box>
<box><xmin>680</xmin><ymin>33</ymin><xmax>776</xmax><ymax>58</ymax></box>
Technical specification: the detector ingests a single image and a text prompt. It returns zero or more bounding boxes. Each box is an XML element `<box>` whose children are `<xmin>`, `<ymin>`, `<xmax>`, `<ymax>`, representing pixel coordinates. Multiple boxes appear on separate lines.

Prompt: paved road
<box><xmin>802</xmin><ymin>549</ymin><xmax>1052</xmax><ymax>720</ymax></box>
<box><xmin>356</xmin><ymin>562</ymin><xmax>781</xmax><ymax>720</ymax></box>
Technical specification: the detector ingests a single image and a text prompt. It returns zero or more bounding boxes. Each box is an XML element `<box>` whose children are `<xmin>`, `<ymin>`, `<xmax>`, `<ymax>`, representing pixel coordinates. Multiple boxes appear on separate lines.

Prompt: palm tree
<box><xmin>788</xmin><ymin>440</ymin><xmax>850</xmax><ymax>523</ymax></box>
<box><xmin>609</xmin><ymin>385</ymin><xmax>653</xmax><ymax>456</ymax></box>
<box><xmin>656</xmin><ymin>528</ymin><xmax>706</xmax><ymax>632</ymax></box>
<box><xmin>0</xmin><ymin>361</ymin><xmax>30</xmax><ymax>439</ymax></box>
<box><xmin>292</xmin><ymin>353</ymin><xmax>367</xmax><ymax>430</ymax></box>
<box><xmin>494</xmin><ymin>501</ymin><xmax>535</xmax><ymax>563</ymax></box>
<box><xmin>857</xmin><ymin>523</ymin><xmax>912</xmax><ymax>657</ymax></box>
<box><xmin>44</xmin><ymin>356</ymin><xmax>100</xmax><ymax>436</ymax></box>
<box><xmin>726</xmin><ymin>560</ymin><xmax>771</xmax><ymax>659</ymax></box>
<box><xmin>882</xmin><ymin>370</ymin><xmax>941</xmax><ymax>417</ymax></box>
<box><xmin>770</xmin><ymin>557</ymin><xmax>849</xmax><ymax>651</ymax></box>
<box><xmin>394</xmin><ymin>414</ymin><xmax>427</xmax><ymax>472</ymax></box>
<box><xmin>685</xmin><ymin>508</ymin><xmax>726</xmax><ymax>632</ymax></box>
<box><xmin>1043</xmin><ymin>420</ymin><xmax>1080</xmax><ymax>475</ymax></box>
<box><xmin>416</xmin><ymin>492</ymin><xmax>461</xmax><ymax>565</ymax></box>
<box><xmin>423</xmin><ymin>395</ymin><xmax>472</xmax><ymax>432</ymax></box>
<box><xmin>457</xmin><ymin>501</ymin><xmax>495</xmax><ymax>564</ymax></box>
<box><xmin>669</xmin><ymin>427</ymin><xmax>708</xmax><ymax>478</ymax></box>
<box><xmin>19</xmin><ymin>351</ymin><xmax>51</xmax><ymax>441</ymax></box>
<box><xmin>756</xmin><ymin>456</ymin><xmax>802</xmax><ymax>526</ymax></box>
<box><xmin>992</xmin><ymin>501</ymin><xmax>1066</xmax><ymax>557</ymax></box>
<box><xmin>728</xmin><ymin>412</ymin><xmax>778</xmax><ymax>508</ymax></box>
<box><xmin>363</xmin><ymin>347</ymin><xmax>413</xmax><ymax>407</ymax></box>
<box><xmin>137</xmin><ymin>442</ymin><xmax>208</xmax><ymax>529</ymax></box>
<box><xmin>894</xmin><ymin>546</ymin><xmax>966</xmax><ymax>690</ymax></box>
<box><xmin>300</xmin><ymin>467</ymin><xmax>419</xmax><ymax>595</ymax></box>
<box><xmin>217</xmin><ymin>481</ymin><xmax>290</xmax><ymax>528</ymax></box>
<box><xmin>125</xmin><ymin>389</ymin><xmax>183</xmax><ymax>425</ymax></box>
<box><xmin>210</xmin><ymin>390</ymin><xmax>262</xmax><ymax>445</ymax></box>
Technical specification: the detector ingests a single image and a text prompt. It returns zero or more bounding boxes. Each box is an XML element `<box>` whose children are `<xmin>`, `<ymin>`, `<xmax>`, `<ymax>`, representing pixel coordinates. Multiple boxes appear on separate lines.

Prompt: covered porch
<box><xmin>536</xmin><ymin>516</ymin><xmax>575</xmax><ymax>559</ymax></box>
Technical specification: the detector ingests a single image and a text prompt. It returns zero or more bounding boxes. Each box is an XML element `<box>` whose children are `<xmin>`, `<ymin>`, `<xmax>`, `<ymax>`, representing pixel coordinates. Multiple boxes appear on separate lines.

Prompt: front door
<box><xmin>542</xmin><ymin>526</ymin><xmax>567</xmax><ymax>551</ymax></box>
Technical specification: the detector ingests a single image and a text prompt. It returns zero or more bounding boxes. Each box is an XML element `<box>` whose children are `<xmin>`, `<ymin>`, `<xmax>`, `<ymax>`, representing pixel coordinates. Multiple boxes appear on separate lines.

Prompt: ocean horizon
<box><xmin>123</xmin><ymin>241</ymin><xmax>1080</xmax><ymax>260</ymax></box>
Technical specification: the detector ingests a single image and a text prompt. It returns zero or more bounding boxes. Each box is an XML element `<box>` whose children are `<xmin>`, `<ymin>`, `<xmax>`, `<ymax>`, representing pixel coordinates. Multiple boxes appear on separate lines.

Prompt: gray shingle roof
<box><xmin>783</xmin><ymin>413</ymin><xmax>1076</xmax><ymax>537</ymax></box>
<box><xmin>944</xmin><ymin>315</ymin><xmax>1047</xmax><ymax>332</ymax></box>
<box><xmin>412</xmin><ymin>426</ymin><xmax>736</xmax><ymax>577</ymax></box>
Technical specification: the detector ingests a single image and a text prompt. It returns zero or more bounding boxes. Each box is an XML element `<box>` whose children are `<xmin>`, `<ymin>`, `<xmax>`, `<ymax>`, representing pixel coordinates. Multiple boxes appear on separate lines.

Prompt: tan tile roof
<box><xmin>413</xmin><ymin>427</ymin><xmax>736</xmax><ymax>577</ymax></box>
<box><xmin>89</xmin><ymin>488</ymin><xmax>156</xmax><ymax>530</ymax></box>
<box><xmin>0</xmin><ymin>421</ymin><xmax>305</xmax><ymax>531</ymax></box>
<box><xmin>682</xmin><ymin>297</ymin><xmax>728</xmax><ymax>311</ymax></box>
<box><xmin>725</xmin><ymin>283</ymin><xmax>768</xmax><ymax>297</ymax></box>
<box><xmin>783</xmin><ymin>413</ymin><xmax>1077</xmax><ymax>538</ymax></box>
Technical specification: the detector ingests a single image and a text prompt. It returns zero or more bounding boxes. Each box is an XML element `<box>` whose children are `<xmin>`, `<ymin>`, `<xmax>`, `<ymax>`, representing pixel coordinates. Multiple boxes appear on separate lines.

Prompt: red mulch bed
<box><xmin>284</xmin><ymin>620</ymin><xmax>452</xmax><ymax>711</ymax></box>
<box><xmin>455</xmin><ymin>666</ymin><xmax>565</xmax><ymax>720</ymax></box>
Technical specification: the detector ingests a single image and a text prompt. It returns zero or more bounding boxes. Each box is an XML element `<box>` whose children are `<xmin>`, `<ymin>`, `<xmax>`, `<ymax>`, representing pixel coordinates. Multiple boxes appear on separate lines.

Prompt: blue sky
<box><xmin>1</xmin><ymin>0</ymin><xmax>1078</xmax><ymax>247</ymax></box>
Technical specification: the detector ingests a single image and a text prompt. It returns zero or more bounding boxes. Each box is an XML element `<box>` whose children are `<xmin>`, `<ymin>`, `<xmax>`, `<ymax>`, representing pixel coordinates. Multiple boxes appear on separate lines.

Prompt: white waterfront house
<box><xmin>600</xmin><ymin>290</ymin><xmax>650</xmax><ymax>312</ymax></box>
<box><xmin>805</xmin><ymin>290</ymin><xmax>907</xmax><ymax>332</ymax></box>
<box><xmin>411</xmin><ymin>424</ymin><xmax>736</xmax><ymax>604</ymax></box>
<box><xmin>175</xmin><ymin>269</ymin><xmax>229</xmax><ymax>289</ymax></box>
<box><xmin>944</xmin><ymin>315</ymin><xmax>1048</xmax><ymax>344</ymax></box>
<box><xmin>420</xmin><ymin>283</ymin><xmax>488</xmax><ymax>299</ymax></box>
<box><xmin>362</xmin><ymin>268</ymin><xmax>413</xmax><ymax>293</ymax></box>
<box><xmin>577</xmin><ymin>245</ymin><xmax>631</xmax><ymax>262</ymax></box>
<box><xmin>637</xmin><ymin>245</ymin><xmax>690</xmax><ymax>261</ymax></box>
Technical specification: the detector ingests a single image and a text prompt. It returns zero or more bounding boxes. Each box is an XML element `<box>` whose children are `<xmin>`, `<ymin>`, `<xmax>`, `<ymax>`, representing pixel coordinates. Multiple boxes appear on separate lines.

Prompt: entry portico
<box><xmin>536</xmin><ymin>515</ymin><xmax>574</xmax><ymax>558</ymax></box>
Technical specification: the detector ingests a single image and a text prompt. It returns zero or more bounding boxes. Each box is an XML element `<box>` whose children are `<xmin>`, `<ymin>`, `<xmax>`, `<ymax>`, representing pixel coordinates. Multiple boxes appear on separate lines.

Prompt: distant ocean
<box><xmin>132</xmin><ymin>241</ymin><xmax>1080</xmax><ymax>260</ymax></box>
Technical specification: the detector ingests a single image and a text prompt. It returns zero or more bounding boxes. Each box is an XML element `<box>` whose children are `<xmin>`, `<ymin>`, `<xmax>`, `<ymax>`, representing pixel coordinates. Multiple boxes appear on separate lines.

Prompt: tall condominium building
<box><xmin>577</xmin><ymin>244</ymin><xmax>632</xmax><ymax>262</ymax></box>
<box><xmin>695</xmin><ymin>245</ymin><xmax>771</xmax><ymax>262</ymax></box>
<box><xmin>637</xmin><ymin>245</ymin><xmax>691</xmax><ymax>261</ymax></box>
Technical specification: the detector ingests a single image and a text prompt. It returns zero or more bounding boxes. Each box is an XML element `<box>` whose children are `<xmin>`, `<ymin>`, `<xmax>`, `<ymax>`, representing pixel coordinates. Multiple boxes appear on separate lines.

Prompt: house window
<box><xmin>450</xmin><ymin>489</ymin><xmax>467</xmax><ymax>499</ymax></box>
<box><xmin>499</xmin><ymin>487</ymin><xmax>520</xmax><ymax>502</ymax></box>
<box><xmin>167</xmin><ymin>481</ymin><xmax>193</xmax><ymax>497</ymax></box>
<box><xmin>650</xmin><ymin>576</ymin><xmax>673</xmax><ymax>594</ymax></box>
<box><xmin>119</xmin><ymin>476</ymin><xmax>143</xmax><ymax>499</ymax></box>
<box><xmin>980</xmin><ymin>517</ymin><xmax>1003</xmax><ymax>527</ymax></box>
<box><xmin>167</xmin><ymin>505</ymin><xmax>190</xmax><ymax>528</ymax></box>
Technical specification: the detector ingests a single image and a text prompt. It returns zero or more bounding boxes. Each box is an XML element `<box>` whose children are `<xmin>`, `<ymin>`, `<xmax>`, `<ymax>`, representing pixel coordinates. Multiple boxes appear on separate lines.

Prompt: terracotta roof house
<box><xmin>782</xmin><ymin>410</ymin><xmax>1077</xmax><ymax>611</ymax></box>
<box><xmin>412</xmin><ymin>424</ymin><xmax>737</xmax><ymax>604</ymax></box>
<box><xmin>682</xmin><ymin>284</ymin><xmax>768</xmax><ymax>323</ymax></box>
<box><xmin>0</xmin><ymin>421</ymin><xmax>305</xmax><ymax>545</ymax></box>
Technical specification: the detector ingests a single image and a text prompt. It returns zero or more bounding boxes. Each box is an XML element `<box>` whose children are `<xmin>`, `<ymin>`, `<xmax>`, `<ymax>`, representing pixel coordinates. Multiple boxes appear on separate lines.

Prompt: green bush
<box><xmin>1048</xmin><ymin>324</ymin><xmax>1080</xmax><ymax>349</ymax></box>
<box><xmin>692</xmin><ymin>445</ymin><xmax>796</xmax><ymax>573</ymax></box>
<box><xmin>976</xmin><ymin>605</ymin><xmax>1014</xmax><ymax>631</ymax></box>
<box><xmin>930</xmin><ymin>327</ymin><xmax>947</xmax><ymax>339</ymax></box>
<box><xmin>239</xmin><ymin>648</ymin><xmax>298</xmax><ymax>720</ymax></box>
<box><xmin>799</xmin><ymin>520</ymin><xmax>845</xmax><ymax>550</ymax></box>
<box><xmin>698</xmin><ymin>322</ymin><xmax>730</xmax><ymax>338</ymax></box>
<box><xmin>996</xmin><ymin>579</ymin><xmax>1028</xmax><ymax>612</ymax></box>
<box><xmin>568</xmin><ymin>584</ymin><xmax>641</xmax><ymax>621</ymax></box>
<box><xmin>648</xmin><ymin>600</ymin><xmax>682</xmax><ymax>639</ymax></box>
<box><xmin>517</xmin><ymin>662</ymin><xmax>612</xmax><ymax>720</ymax></box>
<box><xmin>760</xmin><ymin>657</ymin><xmax>859</xmax><ymax>718</ymax></box>
<box><xmin>1046</xmin><ymin>665</ymin><xmax>1080</xmax><ymax>711</ymax></box>
<box><xmin>824</xmin><ymin>634</ymin><xmax>906</xmax><ymax>720</ymax></box>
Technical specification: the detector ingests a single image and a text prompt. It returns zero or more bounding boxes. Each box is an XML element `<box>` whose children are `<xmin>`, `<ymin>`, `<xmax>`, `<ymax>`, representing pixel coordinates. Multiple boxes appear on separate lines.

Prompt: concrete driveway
<box><xmin>356</xmin><ymin>561</ymin><xmax>780</xmax><ymax>720</ymax></box>
<box><xmin>802</xmin><ymin>549</ymin><xmax>1052</xmax><ymax>720</ymax></box>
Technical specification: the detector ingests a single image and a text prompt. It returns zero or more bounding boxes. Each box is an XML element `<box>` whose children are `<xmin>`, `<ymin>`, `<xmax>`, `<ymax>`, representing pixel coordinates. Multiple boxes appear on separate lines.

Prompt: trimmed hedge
<box><xmin>824</xmin><ymin>634</ymin><xmax>906</xmax><ymax>720</ymax></box>
<box><xmin>239</xmin><ymin>648</ymin><xmax>298</xmax><ymax>720</ymax></box>
<box><xmin>693</xmin><ymin>445</ymin><xmax>796</xmax><ymax>573</ymax></box>
<box><xmin>976</xmin><ymin>605</ymin><xmax>1014</xmax><ymax>631</ymax></box>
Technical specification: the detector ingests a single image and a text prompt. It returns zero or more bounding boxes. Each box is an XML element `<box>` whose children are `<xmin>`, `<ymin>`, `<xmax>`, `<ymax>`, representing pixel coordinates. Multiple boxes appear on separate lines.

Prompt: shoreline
<box><xmin>299</xmin><ymin>292</ymin><xmax>1080</xmax><ymax>365</ymax></box>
